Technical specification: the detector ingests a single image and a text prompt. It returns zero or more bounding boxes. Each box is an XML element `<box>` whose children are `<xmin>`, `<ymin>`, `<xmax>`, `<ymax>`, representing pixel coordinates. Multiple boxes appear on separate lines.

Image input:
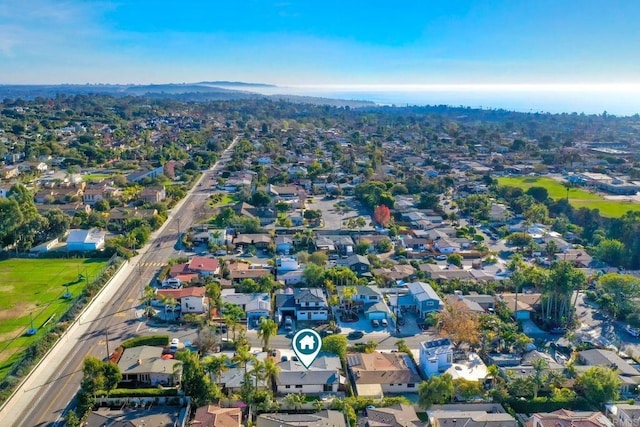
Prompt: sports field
<box><xmin>0</xmin><ymin>258</ymin><xmax>108</xmax><ymax>380</ymax></box>
<box><xmin>497</xmin><ymin>176</ymin><xmax>640</xmax><ymax>218</ymax></box>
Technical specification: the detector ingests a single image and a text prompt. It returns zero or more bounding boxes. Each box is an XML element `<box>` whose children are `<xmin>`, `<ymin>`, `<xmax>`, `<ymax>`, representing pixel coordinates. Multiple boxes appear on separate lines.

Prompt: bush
<box><xmin>504</xmin><ymin>397</ymin><xmax>592</xmax><ymax>413</ymax></box>
<box><xmin>96</xmin><ymin>388</ymin><xmax>179</xmax><ymax>397</ymax></box>
<box><xmin>121</xmin><ymin>335</ymin><xmax>169</xmax><ymax>349</ymax></box>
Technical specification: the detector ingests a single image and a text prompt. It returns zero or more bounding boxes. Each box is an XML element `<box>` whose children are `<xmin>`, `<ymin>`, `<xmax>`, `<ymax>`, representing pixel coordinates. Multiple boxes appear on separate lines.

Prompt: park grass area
<box><xmin>497</xmin><ymin>176</ymin><xmax>640</xmax><ymax>218</ymax></box>
<box><xmin>83</xmin><ymin>173</ymin><xmax>112</xmax><ymax>182</ymax></box>
<box><xmin>208</xmin><ymin>193</ymin><xmax>236</xmax><ymax>208</ymax></box>
<box><xmin>0</xmin><ymin>258</ymin><xmax>108</xmax><ymax>380</ymax></box>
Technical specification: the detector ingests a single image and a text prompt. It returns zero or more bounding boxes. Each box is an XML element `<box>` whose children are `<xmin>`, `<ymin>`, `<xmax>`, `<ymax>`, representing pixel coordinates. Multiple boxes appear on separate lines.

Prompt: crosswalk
<box><xmin>138</xmin><ymin>262</ymin><xmax>165</xmax><ymax>268</ymax></box>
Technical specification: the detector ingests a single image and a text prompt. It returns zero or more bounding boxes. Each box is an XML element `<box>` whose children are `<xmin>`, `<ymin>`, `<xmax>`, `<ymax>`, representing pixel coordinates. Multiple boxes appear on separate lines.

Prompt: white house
<box><xmin>279</xmin><ymin>270</ymin><xmax>304</xmax><ymax>286</ymax></box>
<box><xmin>276</xmin><ymin>256</ymin><xmax>299</xmax><ymax>273</ymax></box>
<box><xmin>275</xmin><ymin>355</ymin><xmax>342</xmax><ymax>395</ymax></box>
<box><xmin>118</xmin><ymin>346</ymin><xmax>181</xmax><ymax>387</ymax></box>
<box><xmin>419</xmin><ymin>338</ymin><xmax>453</xmax><ymax>378</ymax></box>
<box><xmin>66</xmin><ymin>228</ymin><xmax>106</xmax><ymax>252</ymax></box>
<box><xmin>156</xmin><ymin>287</ymin><xmax>207</xmax><ymax>314</ymax></box>
<box><xmin>275</xmin><ymin>288</ymin><xmax>329</xmax><ymax>322</ymax></box>
<box><xmin>434</xmin><ymin>238</ymin><xmax>458</xmax><ymax>254</ymax></box>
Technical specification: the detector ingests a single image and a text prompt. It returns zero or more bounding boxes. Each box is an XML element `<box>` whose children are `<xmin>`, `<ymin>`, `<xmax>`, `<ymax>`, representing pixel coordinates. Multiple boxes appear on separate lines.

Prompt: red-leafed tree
<box><xmin>374</xmin><ymin>204</ymin><xmax>391</xmax><ymax>226</ymax></box>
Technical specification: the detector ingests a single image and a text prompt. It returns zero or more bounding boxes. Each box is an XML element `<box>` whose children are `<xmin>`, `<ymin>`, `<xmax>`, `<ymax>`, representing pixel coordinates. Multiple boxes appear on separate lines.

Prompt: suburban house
<box><xmin>419</xmin><ymin>338</ymin><xmax>453</xmax><ymax>378</ymax></box>
<box><xmin>229</xmin><ymin>268</ymin><xmax>273</xmax><ymax>284</ymax></box>
<box><xmin>347</xmin><ymin>351</ymin><xmax>422</xmax><ymax>398</ymax></box>
<box><xmin>445</xmin><ymin>292</ymin><xmax>486</xmax><ymax>314</ymax></box>
<box><xmin>429</xmin><ymin>409</ymin><xmax>518</xmax><ymax>427</ymax></box>
<box><xmin>337</xmin><ymin>285</ymin><xmax>388</xmax><ymax>320</ymax></box>
<box><xmin>405</xmin><ymin>282</ymin><xmax>443</xmax><ymax>317</ymax></box>
<box><xmin>117</xmin><ymin>346</ymin><xmax>181</xmax><ymax>387</ymax></box>
<box><xmin>364</xmin><ymin>405</ymin><xmax>423</xmax><ymax>427</ymax></box>
<box><xmin>275</xmin><ymin>354</ymin><xmax>343</xmax><ymax>395</ymax></box>
<box><xmin>276</xmin><ymin>288</ymin><xmax>329</xmax><ymax>322</ymax></box>
<box><xmin>156</xmin><ymin>287</ymin><xmax>207</xmax><ymax>314</ymax></box>
<box><xmin>187</xmin><ymin>256</ymin><xmax>220</xmax><ymax>276</ymax></box>
<box><xmin>275</xmin><ymin>235</ymin><xmax>294</xmax><ymax>253</ymax></box>
<box><xmin>221</xmin><ymin>290</ymin><xmax>271</xmax><ymax>326</ymax></box>
<box><xmin>276</xmin><ymin>256</ymin><xmax>300</xmax><ymax>273</ymax></box>
<box><xmin>256</xmin><ymin>410</ymin><xmax>346</xmax><ymax>427</ymax></box>
<box><xmin>578</xmin><ymin>349</ymin><xmax>640</xmax><ymax>394</ymax></box>
<box><xmin>526</xmin><ymin>410</ymin><xmax>614</xmax><ymax>427</ymax></box>
<box><xmin>140</xmin><ymin>186</ymin><xmax>166</xmax><ymax>203</ymax></box>
<box><xmin>279</xmin><ymin>270</ymin><xmax>305</xmax><ymax>286</ymax></box>
<box><xmin>191</xmin><ymin>405</ymin><xmax>242</xmax><ymax>427</ymax></box>
<box><xmin>66</xmin><ymin>228</ymin><xmax>106</xmax><ymax>252</ymax></box>
<box><xmin>337</xmin><ymin>254</ymin><xmax>371</xmax><ymax>276</ymax></box>
<box><xmin>217</xmin><ymin>353</ymin><xmax>269</xmax><ymax>394</ymax></box>
<box><xmin>233</xmin><ymin>233</ymin><xmax>272</xmax><ymax>250</ymax></box>
<box><xmin>316</xmin><ymin>235</ymin><xmax>355</xmax><ymax>255</ymax></box>
<box><xmin>606</xmin><ymin>403</ymin><xmax>640</xmax><ymax>427</ymax></box>
<box><xmin>434</xmin><ymin>238</ymin><xmax>460</xmax><ymax>254</ymax></box>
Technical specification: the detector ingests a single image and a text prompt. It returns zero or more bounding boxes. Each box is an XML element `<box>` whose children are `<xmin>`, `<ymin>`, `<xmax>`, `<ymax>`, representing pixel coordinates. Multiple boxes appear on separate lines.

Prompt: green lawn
<box><xmin>497</xmin><ymin>176</ymin><xmax>640</xmax><ymax>218</ymax></box>
<box><xmin>208</xmin><ymin>193</ymin><xmax>236</xmax><ymax>208</ymax></box>
<box><xmin>0</xmin><ymin>258</ymin><xmax>108</xmax><ymax>380</ymax></box>
<box><xmin>82</xmin><ymin>173</ymin><xmax>112</xmax><ymax>182</ymax></box>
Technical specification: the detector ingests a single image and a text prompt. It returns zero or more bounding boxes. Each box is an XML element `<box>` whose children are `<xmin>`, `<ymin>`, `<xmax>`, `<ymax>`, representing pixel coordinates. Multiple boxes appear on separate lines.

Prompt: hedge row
<box><xmin>96</xmin><ymin>388</ymin><xmax>179</xmax><ymax>397</ymax></box>
<box><xmin>121</xmin><ymin>335</ymin><xmax>169</xmax><ymax>349</ymax></box>
<box><xmin>504</xmin><ymin>397</ymin><xmax>592</xmax><ymax>413</ymax></box>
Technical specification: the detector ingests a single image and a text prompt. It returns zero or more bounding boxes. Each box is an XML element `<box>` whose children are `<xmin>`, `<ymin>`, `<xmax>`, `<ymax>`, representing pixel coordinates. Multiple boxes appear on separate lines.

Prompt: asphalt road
<box><xmin>11</xmin><ymin>138</ymin><xmax>238</xmax><ymax>427</ymax></box>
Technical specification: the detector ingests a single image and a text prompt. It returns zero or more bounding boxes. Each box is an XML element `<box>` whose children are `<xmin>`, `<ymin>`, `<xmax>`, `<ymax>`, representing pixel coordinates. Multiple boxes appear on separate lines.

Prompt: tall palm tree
<box><xmin>161</xmin><ymin>296</ymin><xmax>179</xmax><ymax>321</ymax></box>
<box><xmin>140</xmin><ymin>285</ymin><xmax>156</xmax><ymax>318</ymax></box>
<box><xmin>257</xmin><ymin>318</ymin><xmax>278</xmax><ymax>351</ymax></box>
<box><xmin>531</xmin><ymin>357</ymin><xmax>549</xmax><ymax>399</ymax></box>
<box><xmin>205</xmin><ymin>354</ymin><xmax>230</xmax><ymax>384</ymax></box>
<box><xmin>250</xmin><ymin>359</ymin><xmax>266</xmax><ymax>390</ymax></box>
<box><xmin>234</xmin><ymin>345</ymin><xmax>255</xmax><ymax>376</ymax></box>
<box><xmin>205</xmin><ymin>281</ymin><xmax>222</xmax><ymax>320</ymax></box>
<box><xmin>486</xmin><ymin>364</ymin><xmax>501</xmax><ymax>388</ymax></box>
<box><xmin>262</xmin><ymin>357</ymin><xmax>281</xmax><ymax>392</ymax></box>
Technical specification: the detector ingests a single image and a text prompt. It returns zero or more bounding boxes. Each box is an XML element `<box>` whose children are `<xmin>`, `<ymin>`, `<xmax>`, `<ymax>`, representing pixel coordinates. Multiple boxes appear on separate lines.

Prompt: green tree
<box><xmin>283</xmin><ymin>393</ymin><xmax>305</xmax><ymax>411</ymax></box>
<box><xmin>595</xmin><ymin>239</ymin><xmax>626</xmax><ymax>267</ymax></box>
<box><xmin>81</xmin><ymin>356</ymin><xmax>106</xmax><ymax>397</ymax></box>
<box><xmin>222</xmin><ymin>303</ymin><xmax>245</xmax><ymax>341</ymax></box>
<box><xmin>322</xmin><ymin>334</ymin><xmax>348</xmax><ymax>359</ymax></box>
<box><xmin>597</xmin><ymin>273</ymin><xmax>640</xmax><ymax>320</ymax></box>
<box><xmin>526</xmin><ymin>186</ymin><xmax>549</xmax><ymax>203</ymax></box>
<box><xmin>141</xmin><ymin>285</ymin><xmax>156</xmax><ymax>318</ymax></box>
<box><xmin>418</xmin><ymin>373</ymin><xmax>454</xmax><ymax>409</ymax></box>
<box><xmin>103</xmin><ymin>362</ymin><xmax>122</xmax><ymax>397</ymax></box>
<box><xmin>453</xmin><ymin>378</ymin><xmax>484</xmax><ymax>401</ymax></box>
<box><xmin>576</xmin><ymin>366</ymin><xmax>620</xmax><ymax>406</ymax></box>
<box><xmin>303</xmin><ymin>263</ymin><xmax>326</xmax><ymax>287</ymax></box>
<box><xmin>446</xmin><ymin>253</ymin><xmax>463</xmax><ymax>267</ymax></box>
<box><xmin>205</xmin><ymin>354</ymin><xmax>231</xmax><ymax>383</ymax></box>
<box><xmin>309</xmin><ymin>251</ymin><xmax>328</xmax><ymax>266</ymax></box>
<box><xmin>257</xmin><ymin>317</ymin><xmax>278</xmax><ymax>351</ymax></box>
<box><xmin>64</xmin><ymin>410</ymin><xmax>81</xmax><ymax>427</ymax></box>
<box><xmin>176</xmin><ymin>350</ymin><xmax>218</xmax><ymax>407</ymax></box>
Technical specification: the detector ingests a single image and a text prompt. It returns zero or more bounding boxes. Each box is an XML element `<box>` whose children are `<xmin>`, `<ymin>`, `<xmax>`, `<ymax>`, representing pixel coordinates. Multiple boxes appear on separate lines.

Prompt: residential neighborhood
<box><xmin>4</xmin><ymin>95</ymin><xmax>640</xmax><ymax>427</ymax></box>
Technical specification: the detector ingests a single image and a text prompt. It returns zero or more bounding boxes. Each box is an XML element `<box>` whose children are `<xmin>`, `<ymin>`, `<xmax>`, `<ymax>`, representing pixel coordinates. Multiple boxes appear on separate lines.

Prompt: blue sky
<box><xmin>1</xmin><ymin>0</ymin><xmax>639</xmax><ymax>85</ymax></box>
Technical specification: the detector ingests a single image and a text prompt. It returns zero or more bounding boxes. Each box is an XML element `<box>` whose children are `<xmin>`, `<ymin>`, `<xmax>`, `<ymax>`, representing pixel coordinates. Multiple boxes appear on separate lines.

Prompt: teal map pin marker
<box><xmin>292</xmin><ymin>328</ymin><xmax>322</xmax><ymax>369</ymax></box>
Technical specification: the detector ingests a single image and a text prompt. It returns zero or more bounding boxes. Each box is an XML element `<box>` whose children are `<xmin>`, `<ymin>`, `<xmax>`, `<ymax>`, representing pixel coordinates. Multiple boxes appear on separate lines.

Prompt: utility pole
<box><xmin>105</xmin><ymin>328</ymin><xmax>110</xmax><ymax>360</ymax></box>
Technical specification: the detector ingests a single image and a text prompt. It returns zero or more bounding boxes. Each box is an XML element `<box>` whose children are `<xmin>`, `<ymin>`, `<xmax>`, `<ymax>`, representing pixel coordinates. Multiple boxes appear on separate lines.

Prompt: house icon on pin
<box><xmin>299</xmin><ymin>334</ymin><xmax>316</xmax><ymax>351</ymax></box>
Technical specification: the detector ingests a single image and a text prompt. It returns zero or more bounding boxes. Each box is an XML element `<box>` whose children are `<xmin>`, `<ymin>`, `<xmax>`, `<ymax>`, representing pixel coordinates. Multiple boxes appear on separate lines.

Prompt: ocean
<box><xmin>246</xmin><ymin>84</ymin><xmax>640</xmax><ymax>116</ymax></box>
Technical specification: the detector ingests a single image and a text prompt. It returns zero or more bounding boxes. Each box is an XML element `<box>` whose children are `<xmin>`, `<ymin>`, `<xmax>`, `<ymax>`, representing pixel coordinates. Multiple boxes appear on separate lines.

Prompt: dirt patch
<box><xmin>0</xmin><ymin>328</ymin><xmax>23</xmax><ymax>342</ymax></box>
<box><xmin>0</xmin><ymin>285</ymin><xmax>14</xmax><ymax>293</ymax></box>
<box><xmin>0</xmin><ymin>303</ymin><xmax>37</xmax><ymax>321</ymax></box>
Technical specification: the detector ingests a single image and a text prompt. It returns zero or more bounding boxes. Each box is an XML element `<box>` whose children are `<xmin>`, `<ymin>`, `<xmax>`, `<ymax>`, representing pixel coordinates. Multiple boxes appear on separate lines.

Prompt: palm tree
<box><xmin>161</xmin><ymin>296</ymin><xmax>179</xmax><ymax>321</ymax></box>
<box><xmin>283</xmin><ymin>393</ymin><xmax>305</xmax><ymax>411</ymax></box>
<box><xmin>140</xmin><ymin>285</ymin><xmax>156</xmax><ymax>318</ymax></box>
<box><xmin>222</xmin><ymin>303</ymin><xmax>244</xmax><ymax>341</ymax></box>
<box><xmin>531</xmin><ymin>357</ymin><xmax>549</xmax><ymax>399</ymax></box>
<box><xmin>205</xmin><ymin>354</ymin><xmax>230</xmax><ymax>384</ymax></box>
<box><xmin>262</xmin><ymin>357</ymin><xmax>281</xmax><ymax>392</ymax></box>
<box><xmin>486</xmin><ymin>364</ymin><xmax>501</xmax><ymax>388</ymax></box>
<box><xmin>250</xmin><ymin>359</ymin><xmax>266</xmax><ymax>390</ymax></box>
<box><xmin>234</xmin><ymin>345</ymin><xmax>255</xmax><ymax>376</ymax></box>
<box><xmin>341</xmin><ymin>286</ymin><xmax>357</xmax><ymax>320</ymax></box>
<box><xmin>257</xmin><ymin>318</ymin><xmax>278</xmax><ymax>351</ymax></box>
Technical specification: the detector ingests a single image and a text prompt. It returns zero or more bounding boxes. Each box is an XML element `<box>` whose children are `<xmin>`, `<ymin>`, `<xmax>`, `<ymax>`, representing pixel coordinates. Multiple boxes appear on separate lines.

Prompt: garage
<box><xmin>365</xmin><ymin>302</ymin><xmax>388</xmax><ymax>320</ymax></box>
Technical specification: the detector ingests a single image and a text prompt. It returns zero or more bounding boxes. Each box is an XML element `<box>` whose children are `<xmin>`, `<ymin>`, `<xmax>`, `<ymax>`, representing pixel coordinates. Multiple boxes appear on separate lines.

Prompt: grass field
<box><xmin>207</xmin><ymin>193</ymin><xmax>236</xmax><ymax>208</ymax></box>
<box><xmin>498</xmin><ymin>176</ymin><xmax>640</xmax><ymax>218</ymax></box>
<box><xmin>0</xmin><ymin>258</ymin><xmax>108</xmax><ymax>380</ymax></box>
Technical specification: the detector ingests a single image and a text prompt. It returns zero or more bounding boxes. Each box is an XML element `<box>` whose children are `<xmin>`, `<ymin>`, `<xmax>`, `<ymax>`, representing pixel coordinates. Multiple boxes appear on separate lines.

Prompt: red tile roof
<box><xmin>188</xmin><ymin>256</ymin><xmax>220</xmax><ymax>273</ymax></box>
<box><xmin>157</xmin><ymin>287</ymin><xmax>206</xmax><ymax>299</ymax></box>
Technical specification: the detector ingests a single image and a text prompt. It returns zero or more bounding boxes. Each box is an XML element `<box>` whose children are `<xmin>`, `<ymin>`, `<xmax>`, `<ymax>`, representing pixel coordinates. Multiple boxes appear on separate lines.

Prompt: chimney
<box><xmin>137</xmin><ymin>359</ymin><xmax>142</xmax><ymax>366</ymax></box>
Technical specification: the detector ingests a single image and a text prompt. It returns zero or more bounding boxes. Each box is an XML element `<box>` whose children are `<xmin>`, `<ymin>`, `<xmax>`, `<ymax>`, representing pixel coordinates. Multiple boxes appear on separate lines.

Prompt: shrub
<box><xmin>96</xmin><ymin>388</ymin><xmax>179</xmax><ymax>397</ymax></box>
<box><xmin>121</xmin><ymin>335</ymin><xmax>169</xmax><ymax>349</ymax></box>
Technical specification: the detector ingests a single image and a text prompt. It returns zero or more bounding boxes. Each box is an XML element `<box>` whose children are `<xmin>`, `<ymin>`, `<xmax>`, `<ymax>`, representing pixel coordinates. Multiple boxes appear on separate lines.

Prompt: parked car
<box><xmin>371</xmin><ymin>319</ymin><xmax>380</xmax><ymax>328</ymax></box>
<box><xmin>281</xmin><ymin>355</ymin><xmax>288</xmax><ymax>362</ymax></box>
<box><xmin>381</xmin><ymin>318</ymin><xmax>388</xmax><ymax>327</ymax></box>
<box><xmin>397</xmin><ymin>317</ymin><xmax>405</xmax><ymax>326</ymax></box>
<box><xmin>348</xmin><ymin>331</ymin><xmax>364</xmax><ymax>340</ymax></box>
<box><xmin>436</xmin><ymin>255</ymin><xmax>447</xmax><ymax>261</ymax></box>
<box><xmin>625</xmin><ymin>325</ymin><xmax>640</xmax><ymax>337</ymax></box>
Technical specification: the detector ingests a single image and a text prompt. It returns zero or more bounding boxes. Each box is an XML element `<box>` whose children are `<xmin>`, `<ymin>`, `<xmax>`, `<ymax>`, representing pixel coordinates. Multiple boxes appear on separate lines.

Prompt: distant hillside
<box><xmin>0</xmin><ymin>82</ymin><xmax>375</xmax><ymax>108</ymax></box>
